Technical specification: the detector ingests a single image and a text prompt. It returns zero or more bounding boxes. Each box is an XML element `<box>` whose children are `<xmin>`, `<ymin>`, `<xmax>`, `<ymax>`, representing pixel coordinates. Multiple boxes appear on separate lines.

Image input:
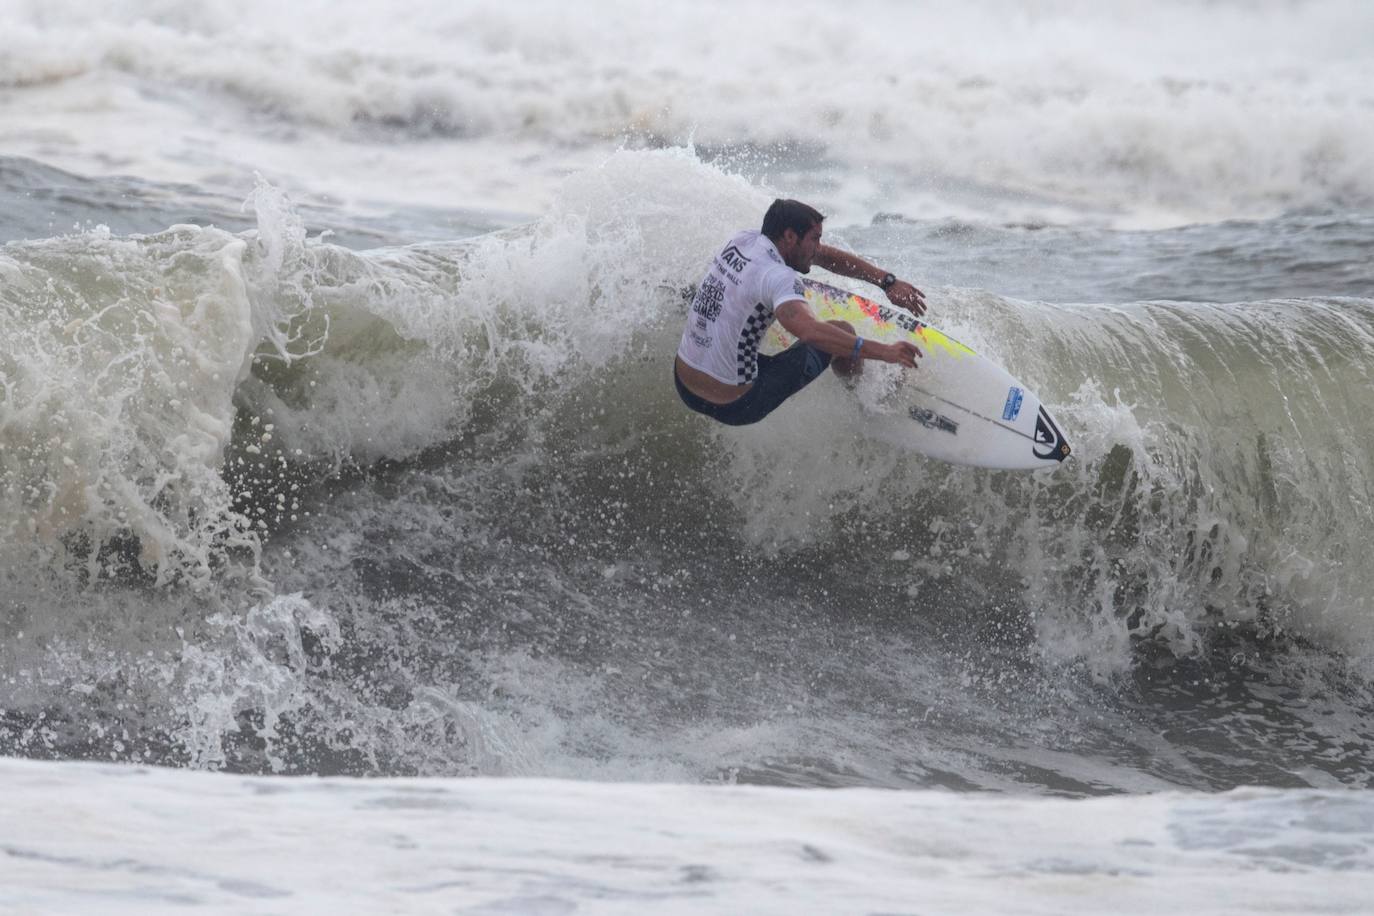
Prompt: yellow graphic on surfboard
<box><xmin>763</xmin><ymin>278</ymin><xmax>975</xmax><ymax>359</ymax></box>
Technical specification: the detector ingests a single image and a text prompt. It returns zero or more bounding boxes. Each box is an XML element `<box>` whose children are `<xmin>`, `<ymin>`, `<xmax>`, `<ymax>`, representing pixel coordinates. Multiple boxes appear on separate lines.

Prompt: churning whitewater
<box><xmin>3</xmin><ymin>151</ymin><xmax>1372</xmax><ymax>788</ymax></box>
<box><xmin>2</xmin><ymin>0</ymin><xmax>1373</xmax><ymax>910</ymax></box>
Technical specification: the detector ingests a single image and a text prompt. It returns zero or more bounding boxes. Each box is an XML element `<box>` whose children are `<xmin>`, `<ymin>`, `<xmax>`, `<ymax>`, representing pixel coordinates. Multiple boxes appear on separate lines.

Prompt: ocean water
<box><xmin>2</xmin><ymin>0</ymin><xmax>1373</xmax><ymax>909</ymax></box>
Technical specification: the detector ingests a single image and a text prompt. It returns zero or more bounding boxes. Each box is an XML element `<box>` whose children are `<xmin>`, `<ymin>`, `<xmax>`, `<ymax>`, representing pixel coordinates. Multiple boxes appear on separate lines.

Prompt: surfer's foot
<box><xmin>832</xmin><ymin>357</ymin><xmax>863</xmax><ymax>386</ymax></box>
<box><xmin>827</xmin><ymin>319</ymin><xmax>862</xmax><ymax>386</ymax></box>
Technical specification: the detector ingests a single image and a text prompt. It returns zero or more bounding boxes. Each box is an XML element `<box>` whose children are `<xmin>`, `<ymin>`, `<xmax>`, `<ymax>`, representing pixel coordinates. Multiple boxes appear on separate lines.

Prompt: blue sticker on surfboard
<box><xmin>1002</xmin><ymin>386</ymin><xmax>1024</xmax><ymax>421</ymax></box>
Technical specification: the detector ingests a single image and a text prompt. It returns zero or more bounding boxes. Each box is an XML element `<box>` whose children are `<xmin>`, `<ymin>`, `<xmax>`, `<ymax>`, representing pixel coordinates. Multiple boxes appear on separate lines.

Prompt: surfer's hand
<box><xmin>883</xmin><ymin>340</ymin><xmax>921</xmax><ymax>369</ymax></box>
<box><xmin>887</xmin><ymin>281</ymin><xmax>926</xmax><ymax>316</ymax></box>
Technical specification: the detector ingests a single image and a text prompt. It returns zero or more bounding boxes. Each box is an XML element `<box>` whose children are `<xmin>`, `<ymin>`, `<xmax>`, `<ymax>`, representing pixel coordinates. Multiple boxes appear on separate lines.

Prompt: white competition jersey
<box><xmin>677</xmin><ymin>230</ymin><xmax>806</xmax><ymax>385</ymax></box>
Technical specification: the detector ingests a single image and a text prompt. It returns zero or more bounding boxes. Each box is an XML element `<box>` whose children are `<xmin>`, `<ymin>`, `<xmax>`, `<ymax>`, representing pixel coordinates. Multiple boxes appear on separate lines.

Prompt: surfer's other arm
<box><xmin>814</xmin><ymin>244</ymin><xmax>926</xmax><ymax>316</ymax></box>
<box><xmin>775</xmin><ymin>300</ymin><xmax>921</xmax><ymax>369</ymax></box>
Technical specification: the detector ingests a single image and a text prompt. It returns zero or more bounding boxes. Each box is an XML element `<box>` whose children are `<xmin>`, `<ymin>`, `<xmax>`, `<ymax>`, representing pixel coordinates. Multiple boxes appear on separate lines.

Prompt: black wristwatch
<box><xmin>879</xmin><ymin>273</ymin><xmax>898</xmax><ymax>291</ymax></box>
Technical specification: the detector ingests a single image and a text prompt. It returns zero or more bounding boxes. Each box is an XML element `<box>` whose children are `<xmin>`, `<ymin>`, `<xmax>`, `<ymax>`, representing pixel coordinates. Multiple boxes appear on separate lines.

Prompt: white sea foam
<box><xmin>0</xmin><ymin>224</ymin><xmax>260</xmax><ymax>584</ymax></box>
<box><xmin>1</xmin><ymin>758</ymin><xmax>1370</xmax><ymax>914</ymax></box>
<box><xmin>1</xmin><ymin>0</ymin><xmax>1370</xmax><ymax>226</ymax></box>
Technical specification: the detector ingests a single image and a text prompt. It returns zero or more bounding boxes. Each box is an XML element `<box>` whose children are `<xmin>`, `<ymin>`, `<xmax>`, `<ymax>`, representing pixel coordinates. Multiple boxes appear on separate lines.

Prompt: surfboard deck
<box><xmin>764</xmin><ymin>278</ymin><xmax>1070</xmax><ymax>470</ymax></box>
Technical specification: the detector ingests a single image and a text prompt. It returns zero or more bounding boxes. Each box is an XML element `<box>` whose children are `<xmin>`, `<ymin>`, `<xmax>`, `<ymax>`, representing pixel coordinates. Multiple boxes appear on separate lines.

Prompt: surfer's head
<box><xmin>762</xmin><ymin>198</ymin><xmax>824</xmax><ymax>274</ymax></box>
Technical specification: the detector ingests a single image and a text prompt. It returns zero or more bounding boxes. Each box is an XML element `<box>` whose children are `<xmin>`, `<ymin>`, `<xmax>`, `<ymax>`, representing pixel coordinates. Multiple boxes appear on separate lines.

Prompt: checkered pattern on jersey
<box><xmin>736</xmin><ymin>302</ymin><xmax>772</xmax><ymax>383</ymax></box>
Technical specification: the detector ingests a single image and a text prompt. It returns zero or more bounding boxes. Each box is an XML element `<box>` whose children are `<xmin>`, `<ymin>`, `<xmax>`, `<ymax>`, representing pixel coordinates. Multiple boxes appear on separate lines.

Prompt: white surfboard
<box><xmin>764</xmin><ymin>278</ymin><xmax>1071</xmax><ymax>470</ymax></box>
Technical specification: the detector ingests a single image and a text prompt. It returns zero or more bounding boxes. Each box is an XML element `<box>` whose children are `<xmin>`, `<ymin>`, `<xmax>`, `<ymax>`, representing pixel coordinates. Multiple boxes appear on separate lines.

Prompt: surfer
<box><xmin>674</xmin><ymin>198</ymin><xmax>925</xmax><ymax>426</ymax></box>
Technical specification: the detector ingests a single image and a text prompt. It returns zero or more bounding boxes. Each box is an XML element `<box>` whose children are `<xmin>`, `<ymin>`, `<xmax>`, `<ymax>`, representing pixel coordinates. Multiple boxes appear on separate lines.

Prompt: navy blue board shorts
<box><xmin>674</xmin><ymin>342</ymin><xmax>833</xmax><ymax>426</ymax></box>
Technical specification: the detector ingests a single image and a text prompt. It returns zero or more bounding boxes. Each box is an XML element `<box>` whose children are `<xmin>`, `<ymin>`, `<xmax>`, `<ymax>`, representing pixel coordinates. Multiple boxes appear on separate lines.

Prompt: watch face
<box><xmin>881</xmin><ymin>273</ymin><xmax>897</xmax><ymax>289</ymax></box>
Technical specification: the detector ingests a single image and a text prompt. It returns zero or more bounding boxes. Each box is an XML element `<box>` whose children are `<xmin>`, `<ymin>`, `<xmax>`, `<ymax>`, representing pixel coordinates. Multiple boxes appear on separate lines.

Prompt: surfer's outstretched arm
<box><xmin>815</xmin><ymin>244</ymin><xmax>926</xmax><ymax>315</ymax></box>
<box><xmin>775</xmin><ymin>301</ymin><xmax>921</xmax><ymax>369</ymax></box>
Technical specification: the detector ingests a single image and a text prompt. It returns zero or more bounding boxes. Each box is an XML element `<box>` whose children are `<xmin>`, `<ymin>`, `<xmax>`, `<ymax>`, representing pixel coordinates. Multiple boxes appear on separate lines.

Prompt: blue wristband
<box><xmin>851</xmin><ymin>336</ymin><xmax>865</xmax><ymax>362</ymax></box>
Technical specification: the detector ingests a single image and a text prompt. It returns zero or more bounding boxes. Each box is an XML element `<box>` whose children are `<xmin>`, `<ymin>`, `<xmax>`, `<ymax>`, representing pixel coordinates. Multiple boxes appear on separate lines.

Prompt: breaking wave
<box><xmin>2</xmin><ymin>150</ymin><xmax>1372</xmax><ymax>780</ymax></box>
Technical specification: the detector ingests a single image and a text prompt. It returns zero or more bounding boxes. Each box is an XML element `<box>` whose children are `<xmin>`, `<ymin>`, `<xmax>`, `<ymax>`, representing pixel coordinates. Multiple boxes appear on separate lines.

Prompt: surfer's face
<box><xmin>783</xmin><ymin>222</ymin><xmax>823</xmax><ymax>274</ymax></box>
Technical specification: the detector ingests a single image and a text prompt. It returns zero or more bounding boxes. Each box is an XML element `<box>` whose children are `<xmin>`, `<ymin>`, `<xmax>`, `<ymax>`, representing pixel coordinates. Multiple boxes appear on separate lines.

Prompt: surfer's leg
<box><xmin>701</xmin><ymin>343</ymin><xmax>831</xmax><ymax>425</ymax></box>
<box><xmin>827</xmin><ymin>320</ymin><xmax>863</xmax><ymax>381</ymax></box>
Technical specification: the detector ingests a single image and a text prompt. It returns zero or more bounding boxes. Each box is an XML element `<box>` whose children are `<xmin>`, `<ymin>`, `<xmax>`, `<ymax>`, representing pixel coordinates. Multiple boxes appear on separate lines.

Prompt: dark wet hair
<box><xmin>761</xmin><ymin>198</ymin><xmax>824</xmax><ymax>242</ymax></box>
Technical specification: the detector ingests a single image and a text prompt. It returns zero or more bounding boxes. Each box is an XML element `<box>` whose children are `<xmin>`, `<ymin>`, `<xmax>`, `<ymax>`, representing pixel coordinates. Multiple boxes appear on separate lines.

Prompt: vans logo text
<box><xmin>720</xmin><ymin>245</ymin><xmax>752</xmax><ymax>272</ymax></box>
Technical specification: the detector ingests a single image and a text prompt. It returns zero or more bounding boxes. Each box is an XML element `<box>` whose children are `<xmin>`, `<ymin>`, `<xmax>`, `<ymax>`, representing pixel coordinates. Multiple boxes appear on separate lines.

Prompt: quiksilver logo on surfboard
<box><xmin>1033</xmin><ymin>407</ymin><xmax>1071</xmax><ymax>461</ymax></box>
